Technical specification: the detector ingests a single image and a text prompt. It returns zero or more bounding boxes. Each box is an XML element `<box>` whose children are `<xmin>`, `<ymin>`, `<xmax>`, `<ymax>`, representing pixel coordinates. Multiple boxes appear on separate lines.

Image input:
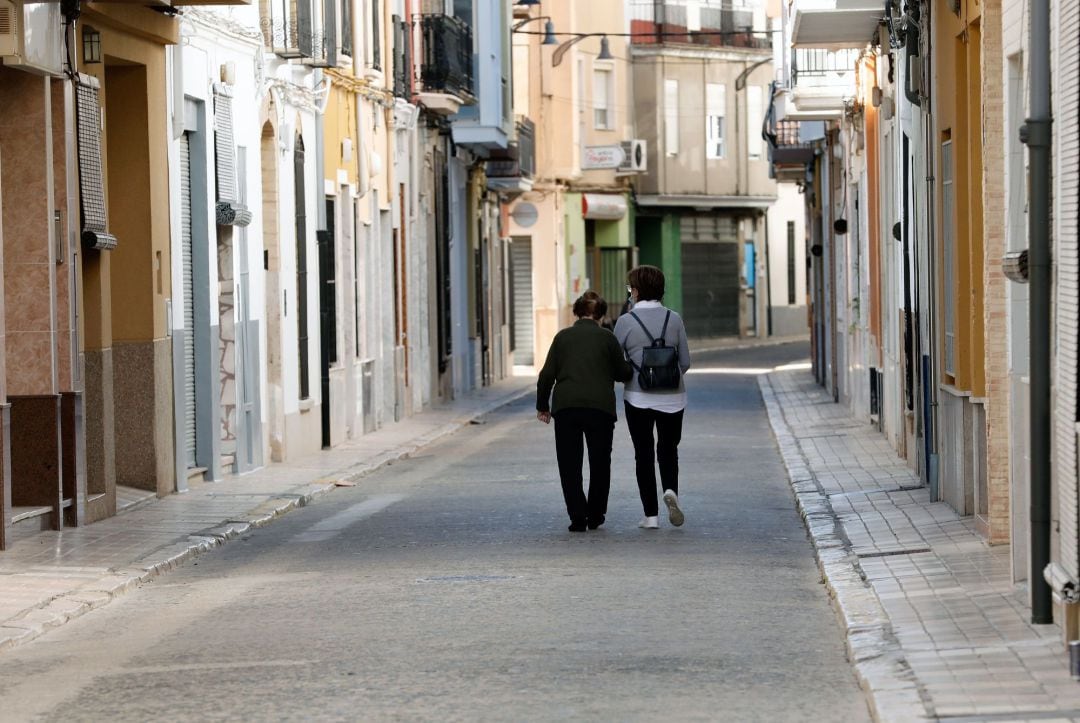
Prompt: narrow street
<box><xmin>0</xmin><ymin>343</ymin><xmax>869</xmax><ymax>722</ymax></box>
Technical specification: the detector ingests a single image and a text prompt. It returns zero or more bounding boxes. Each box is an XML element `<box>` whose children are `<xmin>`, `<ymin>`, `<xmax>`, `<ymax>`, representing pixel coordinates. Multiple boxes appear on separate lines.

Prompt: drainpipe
<box><xmin>1022</xmin><ymin>0</ymin><xmax>1052</xmax><ymax>625</ymax></box>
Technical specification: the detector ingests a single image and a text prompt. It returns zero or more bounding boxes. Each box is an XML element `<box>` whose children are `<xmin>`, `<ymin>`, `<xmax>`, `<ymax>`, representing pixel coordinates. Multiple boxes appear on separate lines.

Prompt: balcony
<box><xmin>790</xmin><ymin>1</ymin><xmax>882</xmax><ymax>51</ymax></box>
<box><xmin>629</xmin><ymin>0</ymin><xmax>769</xmax><ymax>50</ymax></box>
<box><xmin>775</xmin><ymin>47</ymin><xmax>859</xmax><ymax>120</ymax></box>
<box><xmin>486</xmin><ymin>117</ymin><xmax>536</xmax><ymax>194</ymax></box>
<box><xmin>767</xmin><ymin>120</ymin><xmax>816</xmax><ymax>182</ymax></box>
<box><xmin>416</xmin><ymin>13</ymin><xmax>475</xmax><ymax>116</ymax></box>
<box><xmin>259</xmin><ymin>0</ymin><xmax>336</xmax><ymax>66</ymax></box>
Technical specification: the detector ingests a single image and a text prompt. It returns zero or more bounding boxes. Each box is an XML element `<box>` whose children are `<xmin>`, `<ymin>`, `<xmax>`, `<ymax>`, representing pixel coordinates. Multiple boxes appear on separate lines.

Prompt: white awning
<box><xmin>582</xmin><ymin>193</ymin><xmax>628</xmax><ymax>221</ymax></box>
<box><xmin>791</xmin><ymin>8</ymin><xmax>882</xmax><ymax>50</ymax></box>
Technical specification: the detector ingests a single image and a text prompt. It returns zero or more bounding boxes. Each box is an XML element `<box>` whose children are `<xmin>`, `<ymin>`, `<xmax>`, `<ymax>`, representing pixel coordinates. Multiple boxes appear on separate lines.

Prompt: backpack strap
<box><xmin>628</xmin><ymin>312</ymin><xmax>657</xmax><ymax>344</ymax></box>
<box><xmin>659</xmin><ymin>310</ymin><xmax>671</xmax><ymax>341</ymax></box>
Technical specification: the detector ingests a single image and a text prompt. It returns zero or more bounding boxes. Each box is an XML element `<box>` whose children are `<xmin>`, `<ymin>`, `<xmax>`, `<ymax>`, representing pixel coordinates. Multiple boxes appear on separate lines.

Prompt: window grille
<box><xmin>75</xmin><ymin>74</ymin><xmax>116</xmax><ymax>251</ymax></box>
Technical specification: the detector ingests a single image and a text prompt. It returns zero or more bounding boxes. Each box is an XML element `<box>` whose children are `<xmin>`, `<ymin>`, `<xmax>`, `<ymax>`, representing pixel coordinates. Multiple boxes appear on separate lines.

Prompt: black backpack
<box><xmin>624</xmin><ymin>311</ymin><xmax>681</xmax><ymax>391</ymax></box>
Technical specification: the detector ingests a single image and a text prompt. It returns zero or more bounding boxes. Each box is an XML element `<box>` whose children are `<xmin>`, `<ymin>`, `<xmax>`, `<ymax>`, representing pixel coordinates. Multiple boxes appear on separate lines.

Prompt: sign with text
<box><xmin>582</xmin><ymin>145</ymin><xmax>626</xmax><ymax>170</ymax></box>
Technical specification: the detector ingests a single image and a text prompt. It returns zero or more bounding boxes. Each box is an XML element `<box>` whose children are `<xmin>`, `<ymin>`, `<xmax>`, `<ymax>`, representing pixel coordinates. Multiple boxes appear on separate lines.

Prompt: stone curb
<box><xmin>0</xmin><ymin>385</ymin><xmax>531</xmax><ymax>657</ymax></box>
<box><xmin>758</xmin><ymin>373</ymin><xmax>929</xmax><ymax>723</ymax></box>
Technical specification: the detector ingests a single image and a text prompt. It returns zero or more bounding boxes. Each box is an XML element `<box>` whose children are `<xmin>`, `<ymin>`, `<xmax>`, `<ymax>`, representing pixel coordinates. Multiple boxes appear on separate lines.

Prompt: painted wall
<box><xmin>766</xmin><ymin>182</ymin><xmax>808</xmax><ymax>337</ymax></box>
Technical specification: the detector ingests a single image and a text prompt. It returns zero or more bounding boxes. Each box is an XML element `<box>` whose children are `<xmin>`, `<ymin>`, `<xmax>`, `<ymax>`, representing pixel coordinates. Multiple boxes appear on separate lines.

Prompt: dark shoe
<box><xmin>568</xmin><ymin>520</ymin><xmax>588</xmax><ymax>532</ymax></box>
<box><xmin>587</xmin><ymin>516</ymin><xmax>605</xmax><ymax>530</ymax></box>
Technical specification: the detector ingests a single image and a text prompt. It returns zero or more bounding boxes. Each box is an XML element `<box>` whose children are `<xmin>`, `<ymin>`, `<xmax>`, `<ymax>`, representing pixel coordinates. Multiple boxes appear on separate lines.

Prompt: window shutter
<box><xmin>298</xmin><ymin>0</ymin><xmax>314</xmax><ymax>57</ymax></box>
<box><xmin>213</xmin><ymin>85</ymin><xmax>252</xmax><ymax>227</ymax></box>
<box><xmin>340</xmin><ymin>0</ymin><xmax>352</xmax><ymax>57</ymax></box>
<box><xmin>74</xmin><ymin>74</ymin><xmax>117</xmax><ymax>251</ymax></box>
<box><xmin>323</xmin><ymin>0</ymin><xmax>337</xmax><ymax>67</ymax></box>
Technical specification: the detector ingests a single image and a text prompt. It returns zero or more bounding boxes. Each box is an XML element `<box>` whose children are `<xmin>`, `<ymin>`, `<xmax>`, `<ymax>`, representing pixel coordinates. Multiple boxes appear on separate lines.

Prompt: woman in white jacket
<box><xmin>614</xmin><ymin>265</ymin><xmax>692</xmax><ymax>530</ymax></box>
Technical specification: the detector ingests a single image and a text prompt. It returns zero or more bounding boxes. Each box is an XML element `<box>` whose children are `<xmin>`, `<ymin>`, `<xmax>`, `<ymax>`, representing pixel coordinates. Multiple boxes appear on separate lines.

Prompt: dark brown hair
<box><xmin>573</xmin><ymin>290</ymin><xmax>608</xmax><ymax>320</ymax></box>
<box><xmin>628</xmin><ymin>265</ymin><xmax>665</xmax><ymax>301</ymax></box>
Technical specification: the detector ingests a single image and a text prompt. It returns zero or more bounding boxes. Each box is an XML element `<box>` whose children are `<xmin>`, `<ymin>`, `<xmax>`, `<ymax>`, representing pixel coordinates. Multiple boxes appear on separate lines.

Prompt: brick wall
<box><xmin>980</xmin><ymin>0</ymin><xmax>1011</xmax><ymax>545</ymax></box>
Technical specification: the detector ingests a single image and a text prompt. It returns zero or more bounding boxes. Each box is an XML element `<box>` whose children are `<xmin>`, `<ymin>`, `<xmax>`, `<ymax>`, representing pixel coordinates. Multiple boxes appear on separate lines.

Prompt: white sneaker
<box><xmin>663</xmin><ymin>490</ymin><xmax>684</xmax><ymax>527</ymax></box>
<box><xmin>638</xmin><ymin>516</ymin><xmax>659</xmax><ymax>529</ymax></box>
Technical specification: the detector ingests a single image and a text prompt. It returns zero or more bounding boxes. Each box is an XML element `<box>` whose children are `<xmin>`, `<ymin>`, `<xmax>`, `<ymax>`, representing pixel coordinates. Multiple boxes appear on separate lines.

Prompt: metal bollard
<box><xmin>1070</xmin><ymin>640</ymin><xmax>1080</xmax><ymax>681</ymax></box>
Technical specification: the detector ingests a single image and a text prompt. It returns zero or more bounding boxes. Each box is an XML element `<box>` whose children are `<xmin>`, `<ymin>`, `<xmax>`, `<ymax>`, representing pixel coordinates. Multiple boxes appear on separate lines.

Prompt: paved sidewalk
<box><xmin>762</xmin><ymin>370</ymin><xmax>1080</xmax><ymax>723</ymax></box>
<box><xmin>0</xmin><ymin>377</ymin><xmax>532</xmax><ymax>655</ymax></box>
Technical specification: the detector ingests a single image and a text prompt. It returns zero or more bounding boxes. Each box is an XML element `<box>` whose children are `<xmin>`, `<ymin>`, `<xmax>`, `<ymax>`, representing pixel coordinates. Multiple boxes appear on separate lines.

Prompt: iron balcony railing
<box><xmin>767</xmin><ymin>119</ymin><xmax>816</xmax><ymax>175</ymax></box>
<box><xmin>628</xmin><ymin>0</ymin><xmax>769</xmax><ymax>49</ymax></box>
<box><xmin>486</xmin><ymin>116</ymin><xmax>536</xmax><ymax>181</ymax></box>
<box><xmin>419</xmin><ymin>13</ymin><xmax>475</xmax><ymax>101</ymax></box>
<box><xmin>790</xmin><ymin>48</ymin><xmax>860</xmax><ymax>85</ymax></box>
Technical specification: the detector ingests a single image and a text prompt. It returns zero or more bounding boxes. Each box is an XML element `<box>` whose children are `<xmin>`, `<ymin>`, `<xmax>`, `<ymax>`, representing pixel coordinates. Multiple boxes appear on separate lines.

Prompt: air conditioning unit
<box><xmin>618</xmin><ymin>139</ymin><xmax>647</xmax><ymax>173</ymax></box>
<box><xmin>0</xmin><ymin>0</ymin><xmax>64</xmax><ymax>77</ymax></box>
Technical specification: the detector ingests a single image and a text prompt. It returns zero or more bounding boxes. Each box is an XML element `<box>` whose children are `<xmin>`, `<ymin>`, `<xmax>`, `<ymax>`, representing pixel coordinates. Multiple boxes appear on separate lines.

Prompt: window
<box><xmin>747</xmin><ymin>85</ymin><xmax>763</xmax><ymax>160</ymax></box>
<box><xmin>664</xmin><ymin>79</ymin><xmax>679</xmax><ymax>156</ymax></box>
<box><xmin>706</xmin><ymin>82</ymin><xmax>725</xmax><ymax>160</ymax></box>
<box><xmin>593</xmin><ymin>67</ymin><xmax>613</xmax><ymax>130</ymax></box>
<box><xmin>942</xmin><ymin>138</ymin><xmax>955</xmax><ymax>377</ymax></box>
<box><xmin>787</xmin><ymin>221</ymin><xmax>796</xmax><ymax>305</ymax></box>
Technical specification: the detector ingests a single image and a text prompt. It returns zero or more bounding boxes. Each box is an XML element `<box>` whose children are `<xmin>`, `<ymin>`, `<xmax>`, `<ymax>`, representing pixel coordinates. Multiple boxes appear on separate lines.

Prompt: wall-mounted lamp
<box><xmin>83</xmin><ymin>26</ymin><xmax>101</xmax><ymax>64</ymax></box>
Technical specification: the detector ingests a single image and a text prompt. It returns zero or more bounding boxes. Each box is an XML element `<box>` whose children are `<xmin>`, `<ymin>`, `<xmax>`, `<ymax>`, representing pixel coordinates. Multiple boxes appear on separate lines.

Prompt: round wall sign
<box><xmin>511</xmin><ymin>202</ymin><xmax>539</xmax><ymax>228</ymax></box>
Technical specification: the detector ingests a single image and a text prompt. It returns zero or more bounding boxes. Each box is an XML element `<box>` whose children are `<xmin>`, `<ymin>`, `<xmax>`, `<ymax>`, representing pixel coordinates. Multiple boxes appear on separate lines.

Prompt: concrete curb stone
<box><xmin>758</xmin><ymin>373</ymin><xmax>929</xmax><ymax>723</ymax></box>
<box><xmin>0</xmin><ymin>384</ymin><xmax>532</xmax><ymax>658</ymax></box>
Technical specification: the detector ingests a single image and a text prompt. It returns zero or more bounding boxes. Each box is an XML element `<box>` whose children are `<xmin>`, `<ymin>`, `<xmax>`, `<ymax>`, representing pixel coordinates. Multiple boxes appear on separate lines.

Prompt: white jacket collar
<box><xmin>632</xmin><ymin>300</ymin><xmax>663</xmax><ymax>310</ymax></box>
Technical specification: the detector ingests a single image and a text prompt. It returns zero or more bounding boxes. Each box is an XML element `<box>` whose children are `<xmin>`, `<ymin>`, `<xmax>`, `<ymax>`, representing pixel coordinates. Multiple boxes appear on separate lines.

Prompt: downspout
<box><xmin>1022</xmin><ymin>0</ymin><xmax>1053</xmax><ymax>624</ymax></box>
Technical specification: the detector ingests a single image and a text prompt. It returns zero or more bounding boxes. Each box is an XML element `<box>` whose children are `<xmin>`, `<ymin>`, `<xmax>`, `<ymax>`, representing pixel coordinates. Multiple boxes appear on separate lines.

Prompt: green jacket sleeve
<box><xmin>610</xmin><ymin>333</ymin><xmax>634</xmax><ymax>383</ymax></box>
<box><xmin>536</xmin><ymin>334</ymin><xmax>559</xmax><ymax>412</ymax></box>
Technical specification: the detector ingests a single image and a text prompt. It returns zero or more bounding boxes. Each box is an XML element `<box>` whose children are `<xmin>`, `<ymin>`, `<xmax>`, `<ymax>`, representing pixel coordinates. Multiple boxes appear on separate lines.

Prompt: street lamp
<box><xmin>511</xmin><ymin>15</ymin><xmax>558</xmax><ymax>45</ymax></box>
<box><xmin>552</xmin><ymin>34</ymin><xmax>614</xmax><ymax>66</ymax></box>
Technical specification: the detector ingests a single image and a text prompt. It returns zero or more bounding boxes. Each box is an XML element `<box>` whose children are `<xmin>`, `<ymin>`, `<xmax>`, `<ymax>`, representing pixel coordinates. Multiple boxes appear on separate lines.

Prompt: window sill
<box><xmin>299</xmin><ymin>398</ymin><xmax>314</xmax><ymax>413</ymax></box>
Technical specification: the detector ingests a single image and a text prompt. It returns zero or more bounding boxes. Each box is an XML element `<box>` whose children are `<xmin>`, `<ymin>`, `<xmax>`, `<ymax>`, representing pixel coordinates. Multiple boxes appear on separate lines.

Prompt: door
<box><xmin>180</xmin><ymin>132</ymin><xmax>197</xmax><ymax>469</ymax></box>
<box><xmin>509</xmin><ymin>237</ymin><xmax>533</xmax><ymax>365</ymax></box>
<box><xmin>680</xmin><ymin>215</ymin><xmax>740</xmax><ymax>338</ymax></box>
<box><xmin>319</xmin><ymin>199</ymin><xmax>336</xmax><ymax>448</ymax></box>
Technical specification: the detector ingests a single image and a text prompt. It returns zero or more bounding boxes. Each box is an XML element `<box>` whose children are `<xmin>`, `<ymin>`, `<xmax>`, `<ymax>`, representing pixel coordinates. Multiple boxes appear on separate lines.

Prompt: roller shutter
<box><xmin>180</xmin><ymin>133</ymin><xmax>197</xmax><ymax>469</ymax></box>
<box><xmin>1055</xmin><ymin>0</ymin><xmax>1080</xmax><ymax>581</ymax></box>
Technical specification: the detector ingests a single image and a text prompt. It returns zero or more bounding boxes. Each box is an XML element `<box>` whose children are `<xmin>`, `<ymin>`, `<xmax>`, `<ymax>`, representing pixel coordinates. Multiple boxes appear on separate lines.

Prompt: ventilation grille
<box><xmin>0</xmin><ymin>4</ymin><xmax>14</xmax><ymax>36</ymax></box>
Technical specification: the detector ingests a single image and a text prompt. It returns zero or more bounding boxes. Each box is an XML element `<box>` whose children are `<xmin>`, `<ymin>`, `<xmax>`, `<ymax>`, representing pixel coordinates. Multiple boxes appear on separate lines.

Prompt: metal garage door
<box><xmin>681</xmin><ymin>215</ymin><xmax>740</xmax><ymax>338</ymax></box>
<box><xmin>509</xmin><ymin>237</ymin><xmax>534</xmax><ymax>365</ymax></box>
<box><xmin>180</xmin><ymin>133</ymin><xmax>197</xmax><ymax>468</ymax></box>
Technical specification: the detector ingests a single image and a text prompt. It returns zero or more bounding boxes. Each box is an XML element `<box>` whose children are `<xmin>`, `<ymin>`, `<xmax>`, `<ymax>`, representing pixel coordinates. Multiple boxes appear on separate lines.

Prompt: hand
<box><xmin>536</xmin><ymin>411</ymin><xmax>551</xmax><ymax>425</ymax></box>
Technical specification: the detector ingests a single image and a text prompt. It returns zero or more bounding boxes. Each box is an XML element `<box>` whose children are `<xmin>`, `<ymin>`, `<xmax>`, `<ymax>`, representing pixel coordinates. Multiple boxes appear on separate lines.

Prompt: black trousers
<box><xmin>624</xmin><ymin>401</ymin><xmax>685</xmax><ymax>517</ymax></box>
<box><xmin>553</xmin><ymin>407</ymin><xmax>616</xmax><ymax>524</ymax></box>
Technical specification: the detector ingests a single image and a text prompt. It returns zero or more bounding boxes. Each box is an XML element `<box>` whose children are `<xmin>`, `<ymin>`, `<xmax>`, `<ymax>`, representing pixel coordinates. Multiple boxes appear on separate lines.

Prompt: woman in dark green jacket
<box><xmin>536</xmin><ymin>291</ymin><xmax>634</xmax><ymax>532</ymax></box>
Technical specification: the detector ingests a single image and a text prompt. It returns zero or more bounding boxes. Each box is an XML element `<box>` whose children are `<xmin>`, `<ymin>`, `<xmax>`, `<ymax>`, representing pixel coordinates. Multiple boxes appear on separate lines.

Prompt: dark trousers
<box><xmin>624</xmin><ymin>401</ymin><xmax>685</xmax><ymax>517</ymax></box>
<box><xmin>553</xmin><ymin>407</ymin><xmax>616</xmax><ymax>524</ymax></box>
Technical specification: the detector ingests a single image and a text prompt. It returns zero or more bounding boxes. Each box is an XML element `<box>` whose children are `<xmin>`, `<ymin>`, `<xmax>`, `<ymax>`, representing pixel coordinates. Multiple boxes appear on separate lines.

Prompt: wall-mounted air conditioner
<box><xmin>618</xmin><ymin>139</ymin><xmax>647</xmax><ymax>173</ymax></box>
<box><xmin>0</xmin><ymin>0</ymin><xmax>64</xmax><ymax>77</ymax></box>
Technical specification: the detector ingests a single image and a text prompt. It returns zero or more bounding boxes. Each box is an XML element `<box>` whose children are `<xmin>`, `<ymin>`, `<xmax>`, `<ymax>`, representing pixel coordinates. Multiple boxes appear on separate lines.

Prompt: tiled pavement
<box><xmin>0</xmin><ymin>377</ymin><xmax>531</xmax><ymax>654</ymax></box>
<box><xmin>762</xmin><ymin>370</ymin><xmax>1080</xmax><ymax>722</ymax></box>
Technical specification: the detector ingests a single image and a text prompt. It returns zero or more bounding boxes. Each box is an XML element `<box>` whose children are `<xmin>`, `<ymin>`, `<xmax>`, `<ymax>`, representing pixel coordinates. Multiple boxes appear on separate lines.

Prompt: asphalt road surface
<box><xmin>0</xmin><ymin>341</ymin><xmax>871</xmax><ymax>722</ymax></box>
